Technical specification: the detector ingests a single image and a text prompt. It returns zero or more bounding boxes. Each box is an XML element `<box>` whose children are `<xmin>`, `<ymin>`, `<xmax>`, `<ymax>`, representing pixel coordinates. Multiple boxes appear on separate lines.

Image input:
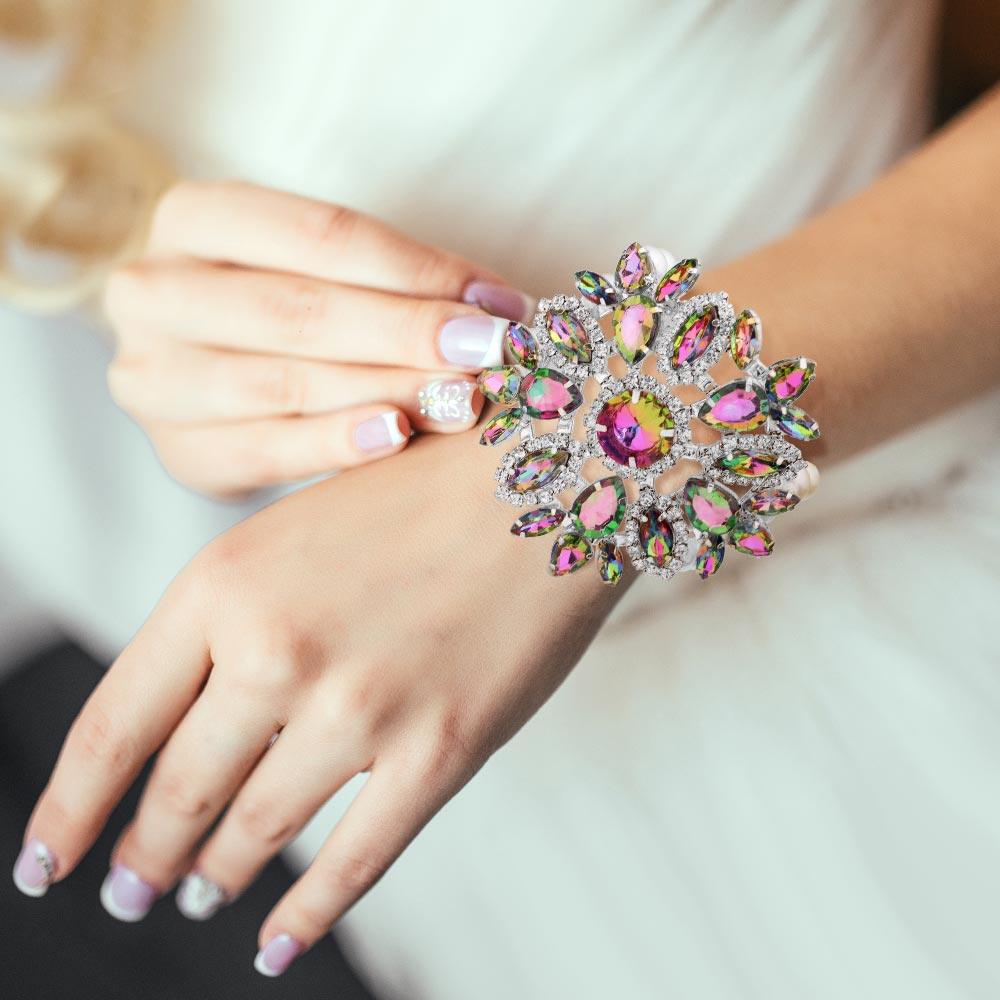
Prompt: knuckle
<box><xmin>155</xmin><ymin>771</ymin><xmax>213</xmax><ymax>819</ymax></box>
<box><xmin>256</xmin><ymin>279</ymin><xmax>329</xmax><ymax>346</ymax></box>
<box><xmin>301</xmin><ymin>200</ymin><xmax>359</xmax><ymax>253</ymax></box>
<box><xmin>409</xmin><ymin>249</ymin><xmax>475</xmax><ymax>298</ymax></box>
<box><xmin>233</xmin><ymin>797</ymin><xmax>296</xmax><ymax>847</ymax></box>
<box><xmin>421</xmin><ymin>710</ymin><xmax>485</xmax><ymax>777</ymax></box>
<box><xmin>325</xmin><ymin>851</ymin><xmax>386</xmax><ymax>898</ymax></box>
<box><xmin>37</xmin><ymin>793</ymin><xmax>98</xmax><ymax>848</ymax></box>
<box><xmin>70</xmin><ymin>703</ymin><xmax>136</xmax><ymax>774</ymax></box>
<box><xmin>259</xmin><ymin>358</ymin><xmax>310</xmax><ymax>415</ymax></box>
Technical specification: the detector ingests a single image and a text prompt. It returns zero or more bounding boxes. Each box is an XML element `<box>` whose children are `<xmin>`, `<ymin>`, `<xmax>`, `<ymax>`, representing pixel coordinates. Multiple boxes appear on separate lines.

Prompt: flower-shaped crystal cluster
<box><xmin>477</xmin><ymin>243</ymin><xmax>820</xmax><ymax>584</ymax></box>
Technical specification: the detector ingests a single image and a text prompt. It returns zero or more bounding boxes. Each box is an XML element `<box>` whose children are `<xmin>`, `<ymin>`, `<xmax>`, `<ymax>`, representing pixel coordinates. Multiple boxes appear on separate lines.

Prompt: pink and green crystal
<box><xmin>731</xmin><ymin>526</ymin><xmax>774</xmax><ymax>557</ymax></box>
<box><xmin>545</xmin><ymin>310</ymin><xmax>592</xmax><ymax>364</ymax></box>
<box><xmin>638</xmin><ymin>510</ymin><xmax>673</xmax><ymax>566</ymax></box>
<box><xmin>575</xmin><ymin>270</ymin><xmax>617</xmax><ymax>306</ymax></box>
<box><xmin>506</xmin><ymin>447</ymin><xmax>569</xmax><ymax>493</ymax></box>
<box><xmin>697</xmin><ymin>380</ymin><xmax>768</xmax><ymax>432</ymax></box>
<box><xmin>773</xmin><ymin>403</ymin><xmax>820</xmax><ymax>442</ymax></box>
<box><xmin>766</xmin><ymin>357</ymin><xmax>815</xmax><ymax>403</ymax></box>
<box><xmin>597</xmin><ymin>540</ymin><xmax>624</xmax><ymax>585</ymax></box>
<box><xmin>730</xmin><ymin>308</ymin><xmax>762</xmax><ymax>369</ymax></box>
<box><xmin>549</xmin><ymin>532</ymin><xmax>592</xmax><ymax>576</ymax></box>
<box><xmin>478</xmin><ymin>366</ymin><xmax>521</xmax><ymax>404</ymax></box>
<box><xmin>596</xmin><ymin>389</ymin><xmax>673</xmax><ymax>468</ymax></box>
<box><xmin>671</xmin><ymin>305</ymin><xmax>718</xmax><ymax>368</ymax></box>
<box><xmin>480</xmin><ymin>407</ymin><xmax>523</xmax><ymax>447</ymax></box>
<box><xmin>505</xmin><ymin>322</ymin><xmax>539</xmax><ymax>367</ymax></box>
<box><xmin>746</xmin><ymin>490</ymin><xmax>799</xmax><ymax>515</ymax></box>
<box><xmin>612</xmin><ymin>295</ymin><xmax>657</xmax><ymax>365</ymax></box>
<box><xmin>615</xmin><ymin>242</ymin><xmax>650</xmax><ymax>292</ymax></box>
<box><xmin>718</xmin><ymin>451</ymin><xmax>788</xmax><ymax>478</ymax></box>
<box><xmin>654</xmin><ymin>258</ymin><xmax>699</xmax><ymax>302</ymax></box>
<box><xmin>570</xmin><ymin>476</ymin><xmax>627</xmax><ymax>539</ymax></box>
<box><xmin>683</xmin><ymin>478</ymin><xmax>736</xmax><ymax>535</ymax></box>
<box><xmin>520</xmin><ymin>368</ymin><xmax>583</xmax><ymax>420</ymax></box>
<box><xmin>511</xmin><ymin>506</ymin><xmax>565</xmax><ymax>537</ymax></box>
<box><xmin>695</xmin><ymin>536</ymin><xmax>724</xmax><ymax>579</ymax></box>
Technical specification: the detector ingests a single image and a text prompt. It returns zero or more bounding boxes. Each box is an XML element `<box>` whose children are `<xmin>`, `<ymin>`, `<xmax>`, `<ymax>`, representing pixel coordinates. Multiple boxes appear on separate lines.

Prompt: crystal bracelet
<box><xmin>476</xmin><ymin>243</ymin><xmax>820</xmax><ymax>584</ymax></box>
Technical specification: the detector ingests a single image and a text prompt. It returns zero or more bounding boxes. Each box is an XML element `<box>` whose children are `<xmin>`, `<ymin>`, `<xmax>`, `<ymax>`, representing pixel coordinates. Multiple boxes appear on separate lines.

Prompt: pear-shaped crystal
<box><xmin>697</xmin><ymin>380</ymin><xmax>768</xmax><ymax>432</ymax></box>
<box><xmin>612</xmin><ymin>295</ymin><xmax>658</xmax><ymax>365</ymax></box>
<box><xmin>505</xmin><ymin>322</ymin><xmax>538</xmax><ymax>367</ymax></box>
<box><xmin>511</xmin><ymin>506</ymin><xmax>565</xmax><ymax>537</ymax></box>
<box><xmin>575</xmin><ymin>270</ymin><xmax>618</xmax><ymax>306</ymax></box>
<box><xmin>615</xmin><ymin>242</ymin><xmax>650</xmax><ymax>292</ymax></box>
<box><xmin>718</xmin><ymin>451</ymin><xmax>789</xmax><ymax>478</ymax></box>
<box><xmin>654</xmin><ymin>258</ymin><xmax>700</xmax><ymax>302</ymax></box>
<box><xmin>730</xmin><ymin>308</ymin><xmax>762</xmax><ymax>368</ymax></box>
<box><xmin>545</xmin><ymin>310</ymin><xmax>592</xmax><ymax>364</ymax></box>
<box><xmin>597</xmin><ymin>540</ymin><xmax>624</xmax><ymax>585</ymax></box>
<box><xmin>683</xmin><ymin>478</ymin><xmax>737</xmax><ymax>535</ymax></box>
<box><xmin>766</xmin><ymin>357</ymin><xmax>815</xmax><ymax>403</ymax></box>
<box><xmin>773</xmin><ymin>403</ymin><xmax>820</xmax><ymax>441</ymax></box>
<box><xmin>550</xmin><ymin>532</ymin><xmax>592</xmax><ymax>576</ymax></box>
<box><xmin>478</xmin><ymin>366</ymin><xmax>521</xmax><ymax>404</ymax></box>
<box><xmin>671</xmin><ymin>304</ymin><xmax>719</xmax><ymax>368</ymax></box>
<box><xmin>506</xmin><ymin>447</ymin><xmax>569</xmax><ymax>493</ymax></box>
<box><xmin>695</xmin><ymin>536</ymin><xmax>725</xmax><ymax>579</ymax></box>
<box><xmin>480</xmin><ymin>407</ymin><xmax>524</xmax><ymax>447</ymax></box>
<box><xmin>520</xmin><ymin>368</ymin><xmax>583</xmax><ymax>419</ymax></box>
<box><xmin>638</xmin><ymin>510</ymin><xmax>673</xmax><ymax>566</ymax></box>
<box><xmin>745</xmin><ymin>490</ymin><xmax>799</xmax><ymax>515</ymax></box>
<box><xmin>731</xmin><ymin>526</ymin><xmax>774</xmax><ymax>557</ymax></box>
<box><xmin>570</xmin><ymin>476</ymin><xmax>627</xmax><ymax>539</ymax></box>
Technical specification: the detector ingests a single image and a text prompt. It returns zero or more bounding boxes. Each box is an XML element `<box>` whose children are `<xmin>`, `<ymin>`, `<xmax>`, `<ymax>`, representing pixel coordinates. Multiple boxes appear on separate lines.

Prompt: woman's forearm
<box><xmin>707</xmin><ymin>82</ymin><xmax>1000</xmax><ymax>463</ymax></box>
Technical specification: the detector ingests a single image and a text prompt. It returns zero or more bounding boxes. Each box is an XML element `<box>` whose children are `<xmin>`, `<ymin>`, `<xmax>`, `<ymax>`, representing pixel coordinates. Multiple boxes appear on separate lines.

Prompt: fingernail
<box><xmin>788</xmin><ymin>461</ymin><xmax>820</xmax><ymax>501</ymax></box>
<box><xmin>417</xmin><ymin>379</ymin><xmax>480</xmax><ymax>425</ymax></box>
<box><xmin>13</xmin><ymin>838</ymin><xmax>56</xmax><ymax>898</ymax></box>
<box><xmin>462</xmin><ymin>280</ymin><xmax>534</xmax><ymax>323</ymax></box>
<box><xmin>100</xmin><ymin>863</ymin><xmax>157</xmax><ymax>922</ymax></box>
<box><xmin>254</xmin><ymin>933</ymin><xmax>303</xmax><ymax>977</ymax></box>
<box><xmin>644</xmin><ymin>246</ymin><xmax>677</xmax><ymax>278</ymax></box>
<box><xmin>176</xmin><ymin>872</ymin><xmax>228</xmax><ymax>921</ymax></box>
<box><xmin>438</xmin><ymin>314</ymin><xmax>508</xmax><ymax>369</ymax></box>
<box><xmin>353</xmin><ymin>411</ymin><xmax>408</xmax><ymax>453</ymax></box>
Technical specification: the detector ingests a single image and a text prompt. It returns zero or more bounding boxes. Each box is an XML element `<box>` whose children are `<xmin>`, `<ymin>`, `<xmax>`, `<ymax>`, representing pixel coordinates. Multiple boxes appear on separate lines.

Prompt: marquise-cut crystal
<box><xmin>550</xmin><ymin>532</ymin><xmax>592</xmax><ymax>576</ymax></box>
<box><xmin>545</xmin><ymin>310</ymin><xmax>592</xmax><ymax>364</ymax></box>
<box><xmin>731</xmin><ymin>526</ymin><xmax>774</xmax><ymax>557</ymax></box>
<box><xmin>597</xmin><ymin>540</ymin><xmax>624</xmax><ymax>585</ymax></box>
<box><xmin>746</xmin><ymin>490</ymin><xmax>799</xmax><ymax>515</ymax></box>
<box><xmin>596</xmin><ymin>389</ymin><xmax>674</xmax><ymax>468</ymax></box>
<box><xmin>505</xmin><ymin>321</ymin><xmax>539</xmax><ymax>367</ymax></box>
<box><xmin>571</xmin><ymin>476</ymin><xmax>627</xmax><ymax>539</ymax></box>
<box><xmin>612</xmin><ymin>294</ymin><xmax>657</xmax><ymax>365</ymax></box>
<box><xmin>511</xmin><ymin>506</ymin><xmax>565</xmax><ymax>537</ymax></box>
<box><xmin>520</xmin><ymin>368</ymin><xmax>583</xmax><ymax>419</ymax></box>
<box><xmin>506</xmin><ymin>447</ymin><xmax>569</xmax><ymax>493</ymax></box>
<box><xmin>683</xmin><ymin>478</ymin><xmax>736</xmax><ymax>535</ymax></box>
<box><xmin>773</xmin><ymin>403</ymin><xmax>820</xmax><ymax>441</ymax></box>
<box><xmin>638</xmin><ymin>510</ymin><xmax>673</xmax><ymax>566</ymax></box>
<box><xmin>671</xmin><ymin>305</ymin><xmax>718</xmax><ymax>368</ymax></box>
<box><xmin>719</xmin><ymin>451</ymin><xmax>787</xmax><ymax>478</ymax></box>
<box><xmin>766</xmin><ymin>357</ymin><xmax>815</xmax><ymax>403</ymax></box>
<box><xmin>697</xmin><ymin>380</ymin><xmax>768</xmax><ymax>432</ymax></box>
<box><xmin>654</xmin><ymin>258</ymin><xmax>699</xmax><ymax>302</ymax></box>
<box><xmin>695</xmin><ymin>536</ymin><xmax>724</xmax><ymax>579</ymax></box>
<box><xmin>575</xmin><ymin>270</ymin><xmax>618</xmax><ymax>306</ymax></box>
<box><xmin>480</xmin><ymin>407</ymin><xmax>523</xmax><ymax>446</ymax></box>
<box><xmin>730</xmin><ymin>308</ymin><xmax>762</xmax><ymax>369</ymax></box>
<box><xmin>478</xmin><ymin>366</ymin><xmax>521</xmax><ymax>404</ymax></box>
<box><xmin>615</xmin><ymin>242</ymin><xmax>650</xmax><ymax>292</ymax></box>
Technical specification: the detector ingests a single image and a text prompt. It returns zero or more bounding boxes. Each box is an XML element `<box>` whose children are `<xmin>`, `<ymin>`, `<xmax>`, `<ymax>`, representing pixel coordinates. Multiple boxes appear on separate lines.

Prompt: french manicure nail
<box><xmin>100</xmin><ymin>863</ymin><xmax>157</xmax><ymax>922</ymax></box>
<box><xmin>462</xmin><ymin>281</ymin><xmax>534</xmax><ymax>323</ymax></box>
<box><xmin>13</xmin><ymin>838</ymin><xmax>55</xmax><ymax>898</ymax></box>
<box><xmin>176</xmin><ymin>872</ymin><xmax>228</xmax><ymax>921</ymax></box>
<box><xmin>788</xmin><ymin>461</ymin><xmax>820</xmax><ymax>501</ymax></box>
<box><xmin>417</xmin><ymin>379</ymin><xmax>479</xmax><ymax>425</ymax></box>
<box><xmin>438</xmin><ymin>314</ymin><xmax>508</xmax><ymax>369</ymax></box>
<box><xmin>353</xmin><ymin>411</ymin><xmax>407</xmax><ymax>453</ymax></box>
<box><xmin>254</xmin><ymin>933</ymin><xmax>303</xmax><ymax>977</ymax></box>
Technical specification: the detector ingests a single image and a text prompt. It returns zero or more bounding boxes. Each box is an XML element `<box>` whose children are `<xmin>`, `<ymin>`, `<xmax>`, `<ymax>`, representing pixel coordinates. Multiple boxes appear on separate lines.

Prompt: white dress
<box><xmin>3</xmin><ymin>2</ymin><xmax>999</xmax><ymax>997</ymax></box>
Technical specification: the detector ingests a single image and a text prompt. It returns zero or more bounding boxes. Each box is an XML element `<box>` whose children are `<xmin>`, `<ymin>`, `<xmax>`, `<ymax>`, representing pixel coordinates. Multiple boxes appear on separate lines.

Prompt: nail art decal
<box><xmin>176</xmin><ymin>872</ymin><xmax>228</xmax><ymax>921</ymax></box>
<box><xmin>12</xmin><ymin>838</ymin><xmax>55</xmax><ymax>898</ymax></box>
<box><xmin>417</xmin><ymin>379</ymin><xmax>477</xmax><ymax>424</ymax></box>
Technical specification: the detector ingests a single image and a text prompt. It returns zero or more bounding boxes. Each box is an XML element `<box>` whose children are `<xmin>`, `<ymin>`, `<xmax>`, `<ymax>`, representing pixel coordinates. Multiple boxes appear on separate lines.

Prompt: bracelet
<box><xmin>477</xmin><ymin>243</ymin><xmax>820</xmax><ymax>584</ymax></box>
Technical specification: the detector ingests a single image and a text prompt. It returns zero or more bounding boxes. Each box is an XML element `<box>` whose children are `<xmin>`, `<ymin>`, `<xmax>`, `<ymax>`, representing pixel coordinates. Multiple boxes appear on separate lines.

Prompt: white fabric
<box><xmin>5</xmin><ymin>1</ymin><xmax>1000</xmax><ymax>997</ymax></box>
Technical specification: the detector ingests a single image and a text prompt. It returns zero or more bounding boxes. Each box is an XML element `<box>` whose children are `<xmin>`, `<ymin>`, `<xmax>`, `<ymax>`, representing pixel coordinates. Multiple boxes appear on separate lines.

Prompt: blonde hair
<box><xmin>0</xmin><ymin>1</ymin><xmax>174</xmax><ymax>313</ymax></box>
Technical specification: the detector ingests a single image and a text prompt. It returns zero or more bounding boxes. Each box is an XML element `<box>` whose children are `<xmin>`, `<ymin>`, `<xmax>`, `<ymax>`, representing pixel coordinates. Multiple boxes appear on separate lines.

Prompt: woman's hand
<box><xmin>15</xmin><ymin>428</ymin><xmax>621</xmax><ymax>974</ymax></box>
<box><xmin>104</xmin><ymin>180</ymin><xmax>533</xmax><ymax>496</ymax></box>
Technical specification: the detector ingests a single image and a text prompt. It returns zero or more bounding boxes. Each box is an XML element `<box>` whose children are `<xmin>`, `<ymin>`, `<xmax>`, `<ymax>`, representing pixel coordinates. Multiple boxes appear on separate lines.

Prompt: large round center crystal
<box><xmin>595</xmin><ymin>389</ymin><xmax>673</xmax><ymax>468</ymax></box>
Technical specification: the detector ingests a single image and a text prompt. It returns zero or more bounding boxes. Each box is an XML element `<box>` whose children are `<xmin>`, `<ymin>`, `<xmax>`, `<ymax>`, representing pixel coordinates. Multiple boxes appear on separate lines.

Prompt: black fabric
<box><xmin>0</xmin><ymin>642</ymin><xmax>377</xmax><ymax>1000</ymax></box>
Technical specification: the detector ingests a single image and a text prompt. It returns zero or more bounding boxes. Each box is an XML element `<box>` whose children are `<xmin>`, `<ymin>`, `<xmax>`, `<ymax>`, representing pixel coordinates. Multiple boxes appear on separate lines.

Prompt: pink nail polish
<box><xmin>13</xmin><ymin>838</ymin><xmax>56</xmax><ymax>898</ymax></box>
<box><xmin>462</xmin><ymin>281</ymin><xmax>534</xmax><ymax>323</ymax></box>
<box><xmin>438</xmin><ymin>314</ymin><xmax>508</xmax><ymax>368</ymax></box>
<box><xmin>353</xmin><ymin>411</ymin><xmax>408</xmax><ymax>453</ymax></box>
<box><xmin>254</xmin><ymin>933</ymin><xmax>303</xmax><ymax>977</ymax></box>
<box><xmin>100</xmin><ymin>864</ymin><xmax>157</xmax><ymax>922</ymax></box>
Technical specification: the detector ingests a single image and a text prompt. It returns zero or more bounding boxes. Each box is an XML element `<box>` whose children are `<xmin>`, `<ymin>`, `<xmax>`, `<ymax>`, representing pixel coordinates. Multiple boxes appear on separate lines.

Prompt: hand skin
<box><xmin>103</xmin><ymin>180</ymin><xmax>534</xmax><ymax>497</ymax></box>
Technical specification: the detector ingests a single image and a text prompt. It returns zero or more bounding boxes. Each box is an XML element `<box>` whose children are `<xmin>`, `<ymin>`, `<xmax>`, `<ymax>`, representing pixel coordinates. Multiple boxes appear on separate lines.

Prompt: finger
<box><xmin>14</xmin><ymin>578</ymin><xmax>211</xmax><ymax>897</ymax></box>
<box><xmin>104</xmin><ymin>674</ymin><xmax>282</xmax><ymax>920</ymax></box>
<box><xmin>109</xmin><ymin>345</ymin><xmax>482</xmax><ymax>431</ymax></box>
<box><xmin>253</xmin><ymin>757</ymin><xmax>466</xmax><ymax>977</ymax></box>
<box><xmin>147</xmin><ymin>180</ymin><xmax>533</xmax><ymax>321</ymax></box>
<box><xmin>106</xmin><ymin>260</ymin><xmax>511</xmax><ymax>372</ymax></box>
<box><xmin>150</xmin><ymin>405</ymin><xmax>412</xmax><ymax>496</ymax></box>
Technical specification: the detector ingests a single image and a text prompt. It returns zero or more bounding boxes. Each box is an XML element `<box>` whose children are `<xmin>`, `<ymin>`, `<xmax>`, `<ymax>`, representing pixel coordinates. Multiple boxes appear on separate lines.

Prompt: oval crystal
<box><xmin>697</xmin><ymin>380</ymin><xmax>768</xmax><ymax>432</ymax></box>
<box><xmin>773</xmin><ymin>403</ymin><xmax>820</xmax><ymax>441</ymax></box>
<box><xmin>596</xmin><ymin>389</ymin><xmax>674</xmax><ymax>468</ymax></box>
<box><xmin>730</xmin><ymin>308</ymin><xmax>762</xmax><ymax>369</ymax></box>
<box><xmin>478</xmin><ymin>366</ymin><xmax>521</xmax><ymax>404</ymax></box>
<box><xmin>511</xmin><ymin>506</ymin><xmax>565</xmax><ymax>537</ymax></box>
<box><xmin>597</xmin><ymin>540</ymin><xmax>624</xmax><ymax>585</ymax></box>
<box><xmin>505</xmin><ymin>322</ymin><xmax>539</xmax><ymax>367</ymax></box>
<box><xmin>480</xmin><ymin>407</ymin><xmax>524</xmax><ymax>447</ymax></box>
<box><xmin>683</xmin><ymin>478</ymin><xmax>737</xmax><ymax>535</ymax></box>
<box><xmin>612</xmin><ymin>294</ymin><xmax>658</xmax><ymax>365</ymax></box>
<box><xmin>545</xmin><ymin>310</ymin><xmax>592</xmax><ymax>364</ymax></box>
<box><xmin>731</xmin><ymin>526</ymin><xmax>774</xmax><ymax>557</ymax></box>
<box><xmin>638</xmin><ymin>510</ymin><xmax>673</xmax><ymax>566</ymax></box>
<box><xmin>695</xmin><ymin>536</ymin><xmax>725</xmax><ymax>579</ymax></box>
<box><xmin>550</xmin><ymin>532</ymin><xmax>592</xmax><ymax>576</ymax></box>
<box><xmin>520</xmin><ymin>368</ymin><xmax>583</xmax><ymax>419</ymax></box>
<box><xmin>718</xmin><ymin>451</ymin><xmax>788</xmax><ymax>478</ymax></box>
<box><xmin>654</xmin><ymin>258</ymin><xmax>700</xmax><ymax>302</ymax></box>
<box><xmin>571</xmin><ymin>476</ymin><xmax>627</xmax><ymax>539</ymax></box>
<box><xmin>506</xmin><ymin>447</ymin><xmax>569</xmax><ymax>493</ymax></box>
<box><xmin>766</xmin><ymin>357</ymin><xmax>815</xmax><ymax>403</ymax></box>
<box><xmin>615</xmin><ymin>242</ymin><xmax>650</xmax><ymax>292</ymax></box>
<box><xmin>745</xmin><ymin>490</ymin><xmax>800</xmax><ymax>515</ymax></box>
<box><xmin>671</xmin><ymin>305</ymin><xmax>719</xmax><ymax>368</ymax></box>
<box><xmin>575</xmin><ymin>270</ymin><xmax>617</xmax><ymax>306</ymax></box>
